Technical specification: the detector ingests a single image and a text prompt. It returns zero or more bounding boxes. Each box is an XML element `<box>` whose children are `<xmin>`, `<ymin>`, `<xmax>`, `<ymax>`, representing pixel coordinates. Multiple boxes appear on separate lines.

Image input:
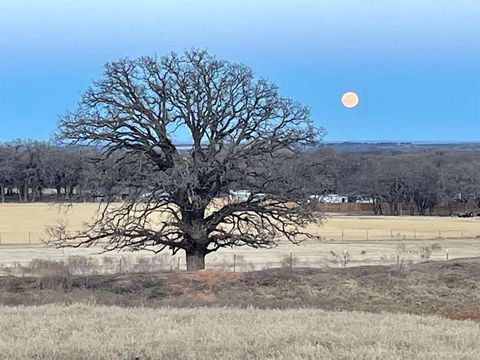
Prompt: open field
<box><xmin>1</xmin><ymin>203</ymin><xmax>479</xmax><ymax>243</ymax></box>
<box><xmin>1</xmin><ymin>304</ymin><xmax>479</xmax><ymax>360</ymax></box>
<box><xmin>1</xmin><ymin>203</ymin><xmax>479</xmax><ymax>244</ymax></box>
<box><xmin>0</xmin><ymin>203</ymin><xmax>479</xmax><ymax>270</ymax></box>
<box><xmin>1</xmin><ymin>237</ymin><xmax>480</xmax><ymax>271</ymax></box>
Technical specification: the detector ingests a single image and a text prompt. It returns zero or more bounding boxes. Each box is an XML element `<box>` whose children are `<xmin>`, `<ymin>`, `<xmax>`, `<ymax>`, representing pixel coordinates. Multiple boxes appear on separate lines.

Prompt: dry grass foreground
<box><xmin>1</xmin><ymin>258</ymin><xmax>480</xmax><ymax>321</ymax></box>
<box><xmin>1</xmin><ymin>304</ymin><xmax>479</xmax><ymax>360</ymax></box>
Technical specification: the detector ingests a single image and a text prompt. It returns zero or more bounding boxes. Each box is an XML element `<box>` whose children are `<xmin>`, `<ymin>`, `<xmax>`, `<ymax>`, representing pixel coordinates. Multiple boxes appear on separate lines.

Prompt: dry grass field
<box><xmin>0</xmin><ymin>203</ymin><xmax>479</xmax><ymax>270</ymax></box>
<box><xmin>0</xmin><ymin>210</ymin><xmax>480</xmax><ymax>360</ymax></box>
<box><xmin>0</xmin><ymin>304</ymin><xmax>479</xmax><ymax>360</ymax></box>
<box><xmin>1</xmin><ymin>203</ymin><xmax>479</xmax><ymax>243</ymax></box>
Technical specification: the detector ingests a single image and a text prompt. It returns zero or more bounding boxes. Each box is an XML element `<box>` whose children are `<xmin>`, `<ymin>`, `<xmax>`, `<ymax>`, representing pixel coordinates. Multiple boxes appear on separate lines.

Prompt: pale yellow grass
<box><xmin>0</xmin><ymin>304</ymin><xmax>479</xmax><ymax>359</ymax></box>
<box><xmin>1</xmin><ymin>203</ymin><xmax>478</xmax><ymax>244</ymax></box>
<box><xmin>0</xmin><ymin>204</ymin><xmax>479</xmax><ymax>270</ymax></box>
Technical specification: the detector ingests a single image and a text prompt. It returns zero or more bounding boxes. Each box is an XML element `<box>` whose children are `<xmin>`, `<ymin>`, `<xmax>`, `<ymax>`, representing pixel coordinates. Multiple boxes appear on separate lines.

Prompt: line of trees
<box><xmin>1</xmin><ymin>140</ymin><xmax>479</xmax><ymax>214</ymax></box>
<box><xmin>305</xmin><ymin>149</ymin><xmax>480</xmax><ymax>215</ymax></box>
<box><xmin>0</xmin><ymin>140</ymin><xmax>93</xmax><ymax>202</ymax></box>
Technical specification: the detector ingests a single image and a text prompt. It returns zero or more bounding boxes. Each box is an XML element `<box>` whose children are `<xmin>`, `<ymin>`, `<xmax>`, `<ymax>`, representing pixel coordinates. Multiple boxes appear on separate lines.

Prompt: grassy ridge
<box><xmin>1</xmin><ymin>258</ymin><xmax>480</xmax><ymax>319</ymax></box>
<box><xmin>1</xmin><ymin>304</ymin><xmax>479</xmax><ymax>360</ymax></box>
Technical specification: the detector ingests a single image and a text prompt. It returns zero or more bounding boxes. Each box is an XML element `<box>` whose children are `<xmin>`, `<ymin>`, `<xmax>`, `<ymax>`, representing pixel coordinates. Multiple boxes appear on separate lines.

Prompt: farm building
<box><xmin>228</xmin><ymin>190</ymin><xmax>267</xmax><ymax>202</ymax></box>
<box><xmin>229</xmin><ymin>190</ymin><xmax>251</xmax><ymax>202</ymax></box>
<box><xmin>309</xmin><ymin>194</ymin><xmax>348</xmax><ymax>203</ymax></box>
<box><xmin>354</xmin><ymin>196</ymin><xmax>375</xmax><ymax>204</ymax></box>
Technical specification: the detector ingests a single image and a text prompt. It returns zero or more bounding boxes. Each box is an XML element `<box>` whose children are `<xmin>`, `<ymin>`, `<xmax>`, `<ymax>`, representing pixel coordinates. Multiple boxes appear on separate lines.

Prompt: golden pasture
<box><xmin>0</xmin><ymin>203</ymin><xmax>479</xmax><ymax>243</ymax></box>
<box><xmin>0</xmin><ymin>203</ymin><xmax>479</xmax><ymax>270</ymax></box>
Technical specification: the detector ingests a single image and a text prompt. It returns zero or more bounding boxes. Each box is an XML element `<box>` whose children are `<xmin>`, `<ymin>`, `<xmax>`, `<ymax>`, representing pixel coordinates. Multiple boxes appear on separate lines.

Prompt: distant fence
<box><xmin>317</xmin><ymin>202</ymin><xmax>479</xmax><ymax>215</ymax></box>
<box><xmin>0</xmin><ymin>248</ymin><xmax>466</xmax><ymax>274</ymax></box>
<box><xmin>306</xmin><ymin>228</ymin><xmax>479</xmax><ymax>242</ymax></box>
<box><xmin>0</xmin><ymin>227</ymin><xmax>478</xmax><ymax>246</ymax></box>
<box><xmin>0</xmin><ymin>232</ymin><xmax>45</xmax><ymax>245</ymax></box>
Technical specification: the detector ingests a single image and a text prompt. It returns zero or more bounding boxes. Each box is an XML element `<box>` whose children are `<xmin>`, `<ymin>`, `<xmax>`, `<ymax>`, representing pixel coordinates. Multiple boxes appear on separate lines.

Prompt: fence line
<box><xmin>0</xmin><ymin>228</ymin><xmax>478</xmax><ymax>246</ymax></box>
<box><xmin>0</xmin><ymin>247</ymin><xmax>461</xmax><ymax>275</ymax></box>
<box><xmin>316</xmin><ymin>202</ymin><xmax>479</xmax><ymax>215</ymax></box>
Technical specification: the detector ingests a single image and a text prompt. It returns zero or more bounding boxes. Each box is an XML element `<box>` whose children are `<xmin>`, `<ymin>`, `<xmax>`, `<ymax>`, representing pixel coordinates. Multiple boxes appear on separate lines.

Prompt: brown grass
<box><xmin>1</xmin><ymin>257</ymin><xmax>480</xmax><ymax>320</ymax></box>
<box><xmin>0</xmin><ymin>304</ymin><xmax>479</xmax><ymax>359</ymax></box>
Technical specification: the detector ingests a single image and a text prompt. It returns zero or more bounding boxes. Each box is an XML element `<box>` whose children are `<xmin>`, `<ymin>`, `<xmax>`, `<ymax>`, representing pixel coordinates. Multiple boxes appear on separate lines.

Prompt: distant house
<box><xmin>93</xmin><ymin>186</ymin><xmax>107</xmax><ymax>202</ymax></box>
<box><xmin>309</xmin><ymin>194</ymin><xmax>348</xmax><ymax>204</ymax></box>
<box><xmin>140</xmin><ymin>190</ymin><xmax>169</xmax><ymax>200</ymax></box>
<box><xmin>229</xmin><ymin>189</ymin><xmax>251</xmax><ymax>202</ymax></box>
<box><xmin>93</xmin><ymin>186</ymin><xmax>131</xmax><ymax>202</ymax></box>
<box><xmin>355</xmin><ymin>196</ymin><xmax>375</xmax><ymax>204</ymax></box>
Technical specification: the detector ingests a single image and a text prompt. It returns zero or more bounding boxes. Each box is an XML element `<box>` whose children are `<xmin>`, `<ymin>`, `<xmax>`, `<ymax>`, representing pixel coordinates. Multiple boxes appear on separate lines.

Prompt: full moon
<box><xmin>341</xmin><ymin>91</ymin><xmax>359</xmax><ymax>108</ymax></box>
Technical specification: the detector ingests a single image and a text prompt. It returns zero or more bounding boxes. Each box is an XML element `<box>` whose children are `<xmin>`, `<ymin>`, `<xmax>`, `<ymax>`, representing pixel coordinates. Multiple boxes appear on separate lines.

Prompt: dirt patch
<box><xmin>445</xmin><ymin>308</ymin><xmax>480</xmax><ymax>321</ymax></box>
<box><xmin>1</xmin><ymin>258</ymin><xmax>479</xmax><ymax>320</ymax></box>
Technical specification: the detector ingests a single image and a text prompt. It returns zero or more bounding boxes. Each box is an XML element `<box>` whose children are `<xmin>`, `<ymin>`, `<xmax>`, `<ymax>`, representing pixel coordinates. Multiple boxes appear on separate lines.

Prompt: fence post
<box><xmin>343</xmin><ymin>250</ymin><xmax>347</xmax><ymax>268</ymax></box>
<box><xmin>438</xmin><ymin>229</ymin><xmax>441</xmax><ymax>237</ymax></box>
<box><xmin>446</xmin><ymin>248</ymin><xmax>449</xmax><ymax>260</ymax></box>
<box><xmin>28</xmin><ymin>232</ymin><xmax>31</xmax><ymax>245</ymax></box>
<box><xmin>233</xmin><ymin>253</ymin><xmax>237</xmax><ymax>273</ymax></box>
<box><xmin>396</xmin><ymin>254</ymin><xmax>400</xmax><ymax>265</ymax></box>
<box><xmin>341</xmin><ymin>229</ymin><xmax>344</xmax><ymax>241</ymax></box>
<box><xmin>177</xmin><ymin>257</ymin><xmax>180</xmax><ymax>270</ymax></box>
<box><xmin>289</xmin><ymin>252</ymin><xmax>293</xmax><ymax>270</ymax></box>
<box><xmin>366</xmin><ymin>230</ymin><xmax>369</xmax><ymax>241</ymax></box>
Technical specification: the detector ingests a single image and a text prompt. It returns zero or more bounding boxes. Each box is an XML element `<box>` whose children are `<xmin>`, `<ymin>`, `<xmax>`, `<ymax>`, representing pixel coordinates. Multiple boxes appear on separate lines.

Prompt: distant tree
<box><xmin>50</xmin><ymin>49</ymin><xmax>322</xmax><ymax>270</ymax></box>
<box><xmin>0</xmin><ymin>145</ymin><xmax>16</xmax><ymax>202</ymax></box>
<box><xmin>45</xmin><ymin>146</ymin><xmax>86</xmax><ymax>199</ymax></box>
<box><xmin>440</xmin><ymin>161</ymin><xmax>480</xmax><ymax>210</ymax></box>
<box><xmin>336</xmin><ymin>154</ymin><xmax>386</xmax><ymax>214</ymax></box>
<box><xmin>409</xmin><ymin>161</ymin><xmax>440</xmax><ymax>215</ymax></box>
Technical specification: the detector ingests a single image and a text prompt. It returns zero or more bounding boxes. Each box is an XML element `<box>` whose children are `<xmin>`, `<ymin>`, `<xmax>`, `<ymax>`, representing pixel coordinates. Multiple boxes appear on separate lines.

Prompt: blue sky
<box><xmin>0</xmin><ymin>0</ymin><xmax>479</xmax><ymax>142</ymax></box>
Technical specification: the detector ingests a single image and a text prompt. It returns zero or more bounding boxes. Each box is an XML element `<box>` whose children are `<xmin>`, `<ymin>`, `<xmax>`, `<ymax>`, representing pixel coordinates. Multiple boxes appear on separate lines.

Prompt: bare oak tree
<box><xmin>49</xmin><ymin>49</ymin><xmax>322</xmax><ymax>270</ymax></box>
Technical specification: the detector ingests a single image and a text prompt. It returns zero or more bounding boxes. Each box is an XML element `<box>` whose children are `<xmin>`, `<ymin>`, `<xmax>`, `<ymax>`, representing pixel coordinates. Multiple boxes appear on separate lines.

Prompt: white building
<box><xmin>309</xmin><ymin>194</ymin><xmax>348</xmax><ymax>204</ymax></box>
<box><xmin>355</xmin><ymin>197</ymin><xmax>375</xmax><ymax>204</ymax></box>
<box><xmin>228</xmin><ymin>190</ymin><xmax>267</xmax><ymax>202</ymax></box>
<box><xmin>229</xmin><ymin>189</ymin><xmax>251</xmax><ymax>202</ymax></box>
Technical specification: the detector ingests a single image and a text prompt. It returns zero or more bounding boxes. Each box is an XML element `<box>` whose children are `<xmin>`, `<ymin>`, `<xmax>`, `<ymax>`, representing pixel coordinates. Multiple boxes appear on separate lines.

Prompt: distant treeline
<box><xmin>310</xmin><ymin>147</ymin><xmax>480</xmax><ymax>215</ymax></box>
<box><xmin>0</xmin><ymin>140</ymin><xmax>479</xmax><ymax>215</ymax></box>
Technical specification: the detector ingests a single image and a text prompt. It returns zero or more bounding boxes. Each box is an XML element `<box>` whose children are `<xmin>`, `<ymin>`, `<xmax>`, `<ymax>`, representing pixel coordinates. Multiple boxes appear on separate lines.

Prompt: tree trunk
<box><xmin>31</xmin><ymin>186</ymin><xmax>37</xmax><ymax>202</ymax></box>
<box><xmin>23</xmin><ymin>183</ymin><xmax>28</xmax><ymax>202</ymax></box>
<box><xmin>185</xmin><ymin>248</ymin><xmax>206</xmax><ymax>271</ymax></box>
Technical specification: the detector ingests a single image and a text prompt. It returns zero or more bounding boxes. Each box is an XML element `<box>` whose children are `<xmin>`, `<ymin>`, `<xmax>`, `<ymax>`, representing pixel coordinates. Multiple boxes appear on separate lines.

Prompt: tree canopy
<box><xmin>50</xmin><ymin>49</ymin><xmax>322</xmax><ymax>270</ymax></box>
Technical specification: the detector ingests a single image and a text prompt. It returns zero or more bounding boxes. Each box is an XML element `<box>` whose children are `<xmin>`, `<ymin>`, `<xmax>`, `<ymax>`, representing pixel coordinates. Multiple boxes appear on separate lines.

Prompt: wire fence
<box><xmin>0</xmin><ymin>247</ymin><xmax>465</xmax><ymax>275</ymax></box>
<box><xmin>0</xmin><ymin>227</ymin><xmax>478</xmax><ymax>246</ymax></box>
<box><xmin>0</xmin><ymin>232</ymin><xmax>45</xmax><ymax>245</ymax></box>
<box><xmin>308</xmin><ymin>228</ymin><xmax>479</xmax><ymax>241</ymax></box>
